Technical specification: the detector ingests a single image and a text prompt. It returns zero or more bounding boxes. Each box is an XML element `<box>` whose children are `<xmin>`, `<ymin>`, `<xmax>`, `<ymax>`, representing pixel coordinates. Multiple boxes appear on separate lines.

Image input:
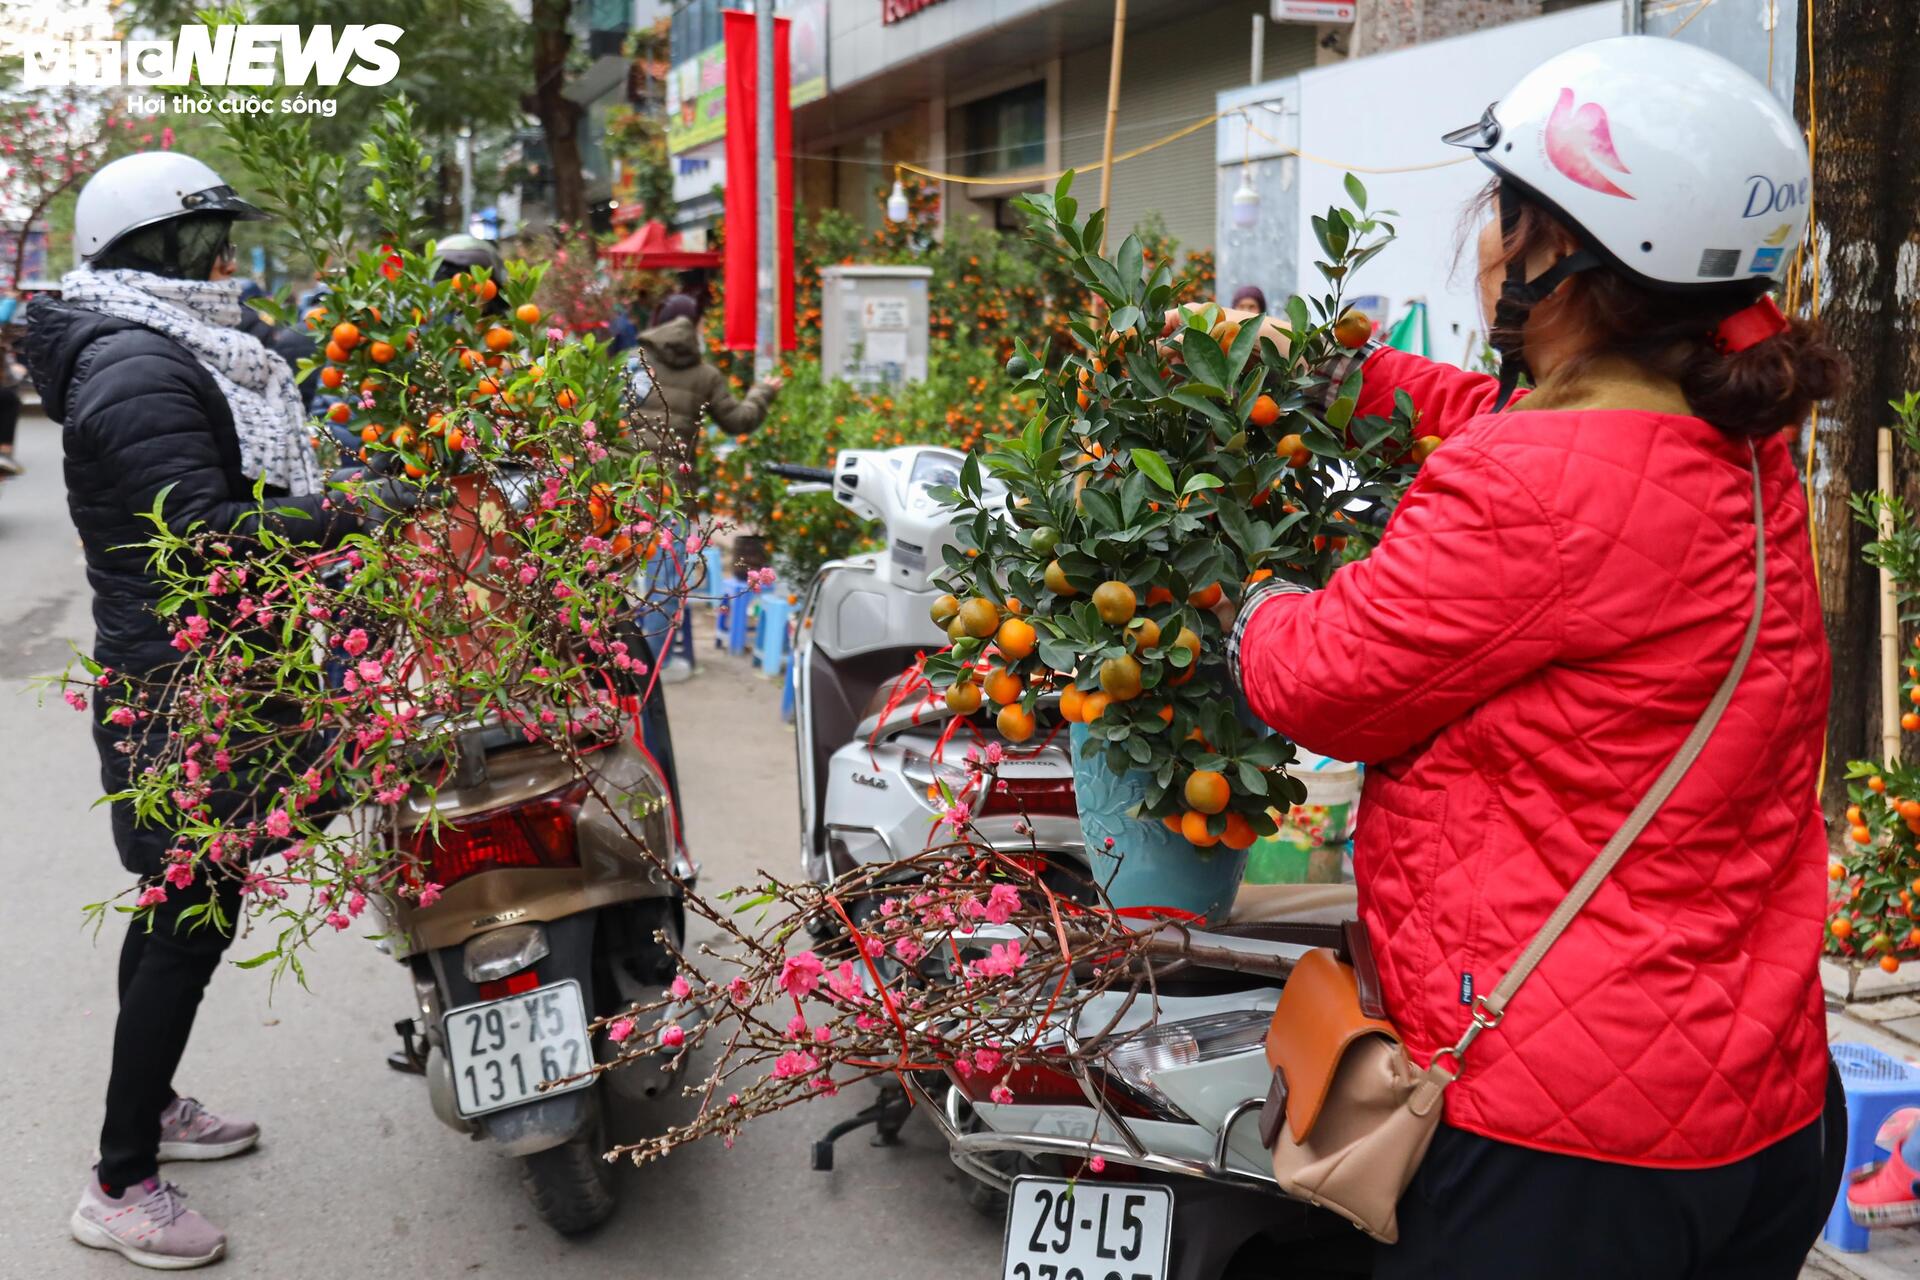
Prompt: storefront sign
<box><xmin>1270</xmin><ymin>0</ymin><xmax>1355</xmax><ymax>23</ymax></box>
<box><xmin>665</xmin><ymin>0</ymin><xmax>826</xmax><ymax>154</ymax></box>
<box><xmin>882</xmin><ymin>0</ymin><xmax>948</xmax><ymax>23</ymax></box>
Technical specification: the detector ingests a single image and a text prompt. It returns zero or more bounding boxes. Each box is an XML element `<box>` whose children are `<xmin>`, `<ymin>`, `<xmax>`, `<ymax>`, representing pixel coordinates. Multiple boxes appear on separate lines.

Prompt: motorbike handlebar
<box><xmin>764</xmin><ymin>463</ymin><xmax>834</xmax><ymax>483</ymax></box>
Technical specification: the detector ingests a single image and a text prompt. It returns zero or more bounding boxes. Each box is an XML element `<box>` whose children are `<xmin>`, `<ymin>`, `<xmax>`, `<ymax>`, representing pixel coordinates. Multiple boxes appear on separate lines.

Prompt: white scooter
<box><xmin>767</xmin><ymin>446</ymin><xmax>1084</xmax><ymax>901</ymax></box>
<box><xmin>765</xmin><ymin>445</ymin><xmax>1085</xmax><ymax>1175</ymax></box>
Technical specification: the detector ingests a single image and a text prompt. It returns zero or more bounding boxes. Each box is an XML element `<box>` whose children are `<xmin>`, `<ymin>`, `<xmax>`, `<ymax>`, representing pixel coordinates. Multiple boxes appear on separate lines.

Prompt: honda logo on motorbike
<box><xmin>852</xmin><ymin>772</ymin><xmax>889</xmax><ymax>791</ymax></box>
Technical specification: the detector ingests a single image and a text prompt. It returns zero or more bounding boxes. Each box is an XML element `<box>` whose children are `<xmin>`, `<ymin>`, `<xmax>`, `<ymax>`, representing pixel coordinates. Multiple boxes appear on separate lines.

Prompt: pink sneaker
<box><xmin>71</xmin><ymin>1171</ymin><xmax>226</xmax><ymax>1269</ymax></box>
<box><xmin>1848</xmin><ymin>1144</ymin><xmax>1920</xmax><ymax>1229</ymax></box>
<box><xmin>157</xmin><ymin>1096</ymin><xmax>258</xmax><ymax>1162</ymax></box>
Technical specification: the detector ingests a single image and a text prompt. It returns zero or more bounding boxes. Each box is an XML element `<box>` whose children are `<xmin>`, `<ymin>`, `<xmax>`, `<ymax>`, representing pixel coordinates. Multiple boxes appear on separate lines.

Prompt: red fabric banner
<box><xmin>722</xmin><ymin>9</ymin><xmax>756</xmax><ymax>352</ymax></box>
<box><xmin>775</xmin><ymin>15</ymin><xmax>794</xmax><ymax>353</ymax></box>
<box><xmin>721</xmin><ymin>11</ymin><xmax>795</xmax><ymax>353</ymax></box>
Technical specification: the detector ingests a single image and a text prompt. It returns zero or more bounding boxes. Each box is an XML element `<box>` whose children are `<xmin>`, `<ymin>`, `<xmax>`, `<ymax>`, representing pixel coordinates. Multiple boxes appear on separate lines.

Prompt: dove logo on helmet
<box><xmin>1742</xmin><ymin>174</ymin><xmax>1810</xmax><ymax>220</ymax></box>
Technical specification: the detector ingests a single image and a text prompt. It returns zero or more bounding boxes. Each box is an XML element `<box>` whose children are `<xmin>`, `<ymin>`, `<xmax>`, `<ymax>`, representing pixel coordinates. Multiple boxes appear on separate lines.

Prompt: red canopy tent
<box><xmin>603</xmin><ymin>220</ymin><xmax>721</xmax><ymax>270</ymax></box>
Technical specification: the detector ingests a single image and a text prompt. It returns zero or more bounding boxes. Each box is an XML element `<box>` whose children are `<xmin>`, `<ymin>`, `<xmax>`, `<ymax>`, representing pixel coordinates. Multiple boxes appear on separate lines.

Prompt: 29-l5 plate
<box><xmin>1001</xmin><ymin>1175</ymin><xmax>1173</xmax><ymax>1280</ymax></box>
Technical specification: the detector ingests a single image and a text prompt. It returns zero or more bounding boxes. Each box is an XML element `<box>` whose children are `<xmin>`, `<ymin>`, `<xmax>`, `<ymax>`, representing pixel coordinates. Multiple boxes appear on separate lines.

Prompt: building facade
<box><xmin>666</xmin><ymin>0</ymin><xmax>1329</xmax><ymax>258</ymax></box>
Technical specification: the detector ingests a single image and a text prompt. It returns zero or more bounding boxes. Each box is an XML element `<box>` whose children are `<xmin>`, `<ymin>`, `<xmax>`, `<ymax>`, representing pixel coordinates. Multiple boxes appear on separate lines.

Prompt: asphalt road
<box><xmin>0</xmin><ymin>408</ymin><xmax>1001</xmax><ymax>1279</ymax></box>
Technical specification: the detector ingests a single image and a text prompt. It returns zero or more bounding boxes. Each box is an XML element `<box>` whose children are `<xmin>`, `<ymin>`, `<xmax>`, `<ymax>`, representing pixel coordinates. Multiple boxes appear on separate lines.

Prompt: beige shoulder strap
<box><xmin>1451</xmin><ymin>449</ymin><xmax>1766</xmax><ymax>1060</ymax></box>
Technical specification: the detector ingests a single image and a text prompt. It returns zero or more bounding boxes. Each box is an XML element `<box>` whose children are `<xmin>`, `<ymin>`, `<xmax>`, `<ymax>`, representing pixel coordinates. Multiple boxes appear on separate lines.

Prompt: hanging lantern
<box><xmin>886</xmin><ymin>165</ymin><xmax>910</xmax><ymax>223</ymax></box>
<box><xmin>1230</xmin><ymin>169</ymin><xmax>1260</xmax><ymax>230</ymax></box>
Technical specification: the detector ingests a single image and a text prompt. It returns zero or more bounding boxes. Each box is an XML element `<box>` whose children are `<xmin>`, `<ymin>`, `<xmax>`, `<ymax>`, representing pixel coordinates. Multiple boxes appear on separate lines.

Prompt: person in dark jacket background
<box><xmin>24</xmin><ymin>152</ymin><xmax>370</xmax><ymax>1270</ymax></box>
<box><xmin>630</xmin><ymin>294</ymin><xmax>781</xmax><ymax>683</ymax></box>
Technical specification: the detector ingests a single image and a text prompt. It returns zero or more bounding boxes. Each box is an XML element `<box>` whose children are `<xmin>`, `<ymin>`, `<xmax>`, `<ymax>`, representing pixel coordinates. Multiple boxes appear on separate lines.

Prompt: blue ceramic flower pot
<box><xmin>1069</xmin><ymin>724</ymin><xmax>1247</xmax><ymax>924</ymax></box>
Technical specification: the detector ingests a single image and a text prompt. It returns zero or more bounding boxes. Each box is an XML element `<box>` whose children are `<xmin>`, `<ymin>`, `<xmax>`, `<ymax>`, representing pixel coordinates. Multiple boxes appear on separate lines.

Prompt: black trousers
<box><xmin>0</xmin><ymin>383</ymin><xmax>18</xmax><ymax>450</ymax></box>
<box><xmin>1376</xmin><ymin>1063</ymin><xmax>1848</xmax><ymax>1280</ymax></box>
<box><xmin>97</xmin><ymin>871</ymin><xmax>242</xmax><ymax>1192</ymax></box>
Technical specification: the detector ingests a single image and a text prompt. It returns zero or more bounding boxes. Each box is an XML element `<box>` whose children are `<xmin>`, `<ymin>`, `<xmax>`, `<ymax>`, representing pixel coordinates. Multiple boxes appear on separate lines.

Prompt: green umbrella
<box><xmin>1384</xmin><ymin>298</ymin><xmax>1430</xmax><ymax>358</ymax></box>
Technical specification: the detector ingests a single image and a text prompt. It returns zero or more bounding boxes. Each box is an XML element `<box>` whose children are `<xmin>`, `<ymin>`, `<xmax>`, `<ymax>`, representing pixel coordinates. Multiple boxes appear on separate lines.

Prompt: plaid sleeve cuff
<box><xmin>1310</xmin><ymin>338</ymin><xmax>1384</xmax><ymax>409</ymax></box>
<box><xmin>1228</xmin><ymin>579</ymin><xmax>1313</xmax><ymax>689</ymax></box>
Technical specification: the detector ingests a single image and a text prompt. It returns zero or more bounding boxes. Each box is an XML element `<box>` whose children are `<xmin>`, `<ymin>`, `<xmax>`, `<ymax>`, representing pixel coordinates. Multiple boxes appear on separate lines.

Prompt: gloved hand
<box><xmin>328</xmin><ymin>468</ymin><xmax>442</xmax><ymax>530</ymax></box>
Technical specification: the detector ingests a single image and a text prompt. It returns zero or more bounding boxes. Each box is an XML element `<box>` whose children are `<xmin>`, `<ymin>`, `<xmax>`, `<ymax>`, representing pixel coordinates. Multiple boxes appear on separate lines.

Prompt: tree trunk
<box><xmin>1799</xmin><ymin>0</ymin><xmax>1915</xmax><ymax>803</ymax></box>
<box><xmin>526</xmin><ymin>0</ymin><xmax>588</xmax><ymax>229</ymax></box>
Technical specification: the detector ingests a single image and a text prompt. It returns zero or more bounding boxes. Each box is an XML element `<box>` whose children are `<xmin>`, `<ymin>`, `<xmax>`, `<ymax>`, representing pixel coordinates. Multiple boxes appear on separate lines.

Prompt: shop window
<box><xmin>955</xmin><ymin>82</ymin><xmax>1046</xmax><ymax>179</ymax></box>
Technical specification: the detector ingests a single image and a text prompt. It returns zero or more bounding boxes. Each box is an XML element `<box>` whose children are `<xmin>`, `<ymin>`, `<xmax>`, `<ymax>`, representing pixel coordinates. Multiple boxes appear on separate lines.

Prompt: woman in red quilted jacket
<box><xmin>1224</xmin><ymin>38</ymin><xmax>1848</xmax><ymax>1277</ymax></box>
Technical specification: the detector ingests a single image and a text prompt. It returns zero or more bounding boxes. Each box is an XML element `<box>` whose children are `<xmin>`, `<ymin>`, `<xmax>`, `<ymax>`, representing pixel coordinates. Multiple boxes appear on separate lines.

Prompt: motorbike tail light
<box><xmin>477</xmin><ymin>971</ymin><xmax>542</xmax><ymax>1000</ymax></box>
<box><xmin>977</xmin><ymin>772</ymin><xmax>1078</xmax><ymax>818</ymax></box>
<box><xmin>404</xmin><ymin>782</ymin><xmax>585</xmax><ymax>889</ymax></box>
<box><xmin>1097</xmin><ymin>1010</ymin><xmax>1273</xmax><ymax>1121</ymax></box>
<box><xmin>948</xmin><ymin>1051</ymin><xmax>1155</xmax><ymax>1121</ymax></box>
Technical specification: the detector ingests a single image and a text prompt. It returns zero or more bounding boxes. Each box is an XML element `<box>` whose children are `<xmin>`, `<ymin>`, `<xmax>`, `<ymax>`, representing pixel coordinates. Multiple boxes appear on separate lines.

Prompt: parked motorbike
<box><xmin>379</xmin><ymin>712</ymin><xmax>695</xmax><ymax>1234</ymax></box>
<box><xmin>770</xmin><ymin>446</ymin><xmax>1082</xmax><ymax>900</ymax></box>
<box><xmin>365</xmin><ymin>469</ymin><xmax>697</xmax><ymax>1235</ymax></box>
<box><xmin>767</xmin><ymin>445</ymin><xmax>1086</xmax><ymax>1175</ymax></box>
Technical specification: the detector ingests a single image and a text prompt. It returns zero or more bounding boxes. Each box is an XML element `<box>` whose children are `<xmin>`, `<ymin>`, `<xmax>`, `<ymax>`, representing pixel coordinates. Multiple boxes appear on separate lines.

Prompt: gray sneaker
<box><xmin>71</xmin><ymin>1172</ymin><xmax>226</xmax><ymax>1269</ymax></box>
<box><xmin>157</xmin><ymin>1096</ymin><xmax>258</xmax><ymax>1162</ymax></box>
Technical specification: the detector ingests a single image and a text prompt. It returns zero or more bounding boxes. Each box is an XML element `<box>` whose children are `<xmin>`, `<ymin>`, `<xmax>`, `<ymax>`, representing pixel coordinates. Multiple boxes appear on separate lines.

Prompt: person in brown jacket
<box><xmin>632</xmin><ymin>294</ymin><xmax>781</xmax><ymax>489</ymax></box>
<box><xmin>629</xmin><ymin>293</ymin><xmax>781</xmax><ymax>683</ymax></box>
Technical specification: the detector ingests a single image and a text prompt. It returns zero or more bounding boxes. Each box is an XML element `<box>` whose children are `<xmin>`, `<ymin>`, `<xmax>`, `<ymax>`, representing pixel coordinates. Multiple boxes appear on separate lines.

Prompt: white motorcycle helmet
<box><xmin>1443</xmin><ymin>36</ymin><xmax>1809</xmax><ymax>402</ymax></box>
<box><xmin>75</xmin><ymin>152</ymin><xmax>266</xmax><ymax>262</ymax></box>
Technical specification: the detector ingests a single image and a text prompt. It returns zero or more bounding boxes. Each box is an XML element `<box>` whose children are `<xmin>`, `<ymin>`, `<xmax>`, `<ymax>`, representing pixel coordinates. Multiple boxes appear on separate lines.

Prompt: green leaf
<box><xmin>1180</xmin><ymin>473</ymin><xmax>1225</xmax><ymax>497</ymax></box>
<box><xmin>1327</xmin><ymin>395</ymin><xmax>1356</xmax><ymax>433</ymax></box>
<box><xmin>1124</xmin><ymin>349</ymin><xmax>1169</xmax><ymax>397</ymax></box>
<box><xmin>1214</xmin><ymin>498</ymin><xmax>1261</xmax><ymax>556</ymax></box>
<box><xmin>1082</xmin><ymin>208</ymin><xmax>1107</xmax><ymax>259</ymax></box>
<box><xmin>1180</xmin><ymin>330</ymin><xmax>1230</xmax><ymax>389</ymax></box>
<box><xmin>1082</xmin><ymin>257</ymin><xmax>1121</xmax><ymax>303</ymax></box>
<box><xmin>1117</xmin><ymin>234</ymin><xmax>1145</xmax><ymax>300</ymax></box>
<box><xmin>1079</xmin><ymin>486</ymin><xmax>1123</xmax><ymax>531</ymax></box>
<box><xmin>1109</xmin><ymin>305</ymin><xmax>1142</xmax><ymax>335</ymax></box>
<box><xmin>1131</xmin><ymin>448</ymin><xmax>1177</xmax><ymax>494</ymax></box>
<box><xmin>1343</xmin><ymin>172</ymin><xmax>1368</xmax><ymax>212</ymax></box>
<box><xmin>1120</xmin><ymin>468</ymin><xmax>1150</xmax><ymax>525</ymax></box>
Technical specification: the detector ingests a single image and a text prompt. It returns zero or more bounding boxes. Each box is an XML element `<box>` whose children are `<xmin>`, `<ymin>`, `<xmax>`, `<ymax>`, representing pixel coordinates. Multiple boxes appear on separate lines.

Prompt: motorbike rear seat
<box><xmin>1228</xmin><ymin>882</ymin><xmax>1357</xmax><ymax>926</ymax></box>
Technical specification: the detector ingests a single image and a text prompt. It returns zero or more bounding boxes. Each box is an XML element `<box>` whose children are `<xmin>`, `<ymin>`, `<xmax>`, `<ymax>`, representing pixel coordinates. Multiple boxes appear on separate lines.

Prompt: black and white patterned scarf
<box><xmin>59</xmin><ymin>268</ymin><xmax>319</xmax><ymax>495</ymax></box>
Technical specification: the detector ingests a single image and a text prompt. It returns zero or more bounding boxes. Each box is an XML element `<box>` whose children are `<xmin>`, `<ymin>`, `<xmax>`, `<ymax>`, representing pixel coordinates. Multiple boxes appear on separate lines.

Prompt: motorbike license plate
<box><xmin>1001</xmin><ymin>1176</ymin><xmax>1172</xmax><ymax>1280</ymax></box>
<box><xmin>443</xmin><ymin>980</ymin><xmax>593</xmax><ymax>1118</ymax></box>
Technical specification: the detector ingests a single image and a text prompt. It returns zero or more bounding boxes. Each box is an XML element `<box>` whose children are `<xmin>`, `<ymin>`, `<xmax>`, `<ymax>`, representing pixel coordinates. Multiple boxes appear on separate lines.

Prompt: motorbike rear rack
<box><xmin>907</xmin><ymin>1071</ymin><xmax>1277</xmax><ymax>1196</ymax></box>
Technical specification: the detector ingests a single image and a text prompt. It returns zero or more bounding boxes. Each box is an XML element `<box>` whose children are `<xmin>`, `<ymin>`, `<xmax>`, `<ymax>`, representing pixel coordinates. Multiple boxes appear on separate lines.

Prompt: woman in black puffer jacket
<box><xmin>23</xmin><ymin>152</ymin><xmax>371</xmax><ymax>1270</ymax></box>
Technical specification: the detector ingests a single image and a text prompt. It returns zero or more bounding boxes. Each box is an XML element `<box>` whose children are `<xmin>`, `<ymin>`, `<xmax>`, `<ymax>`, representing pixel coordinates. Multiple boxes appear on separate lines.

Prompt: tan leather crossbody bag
<box><xmin>1257</xmin><ymin>454</ymin><xmax>1766</xmax><ymax>1243</ymax></box>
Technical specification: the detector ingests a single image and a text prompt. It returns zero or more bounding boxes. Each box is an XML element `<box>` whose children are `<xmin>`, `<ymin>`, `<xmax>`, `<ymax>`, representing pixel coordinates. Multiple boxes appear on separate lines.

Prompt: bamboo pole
<box><xmin>1097</xmin><ymin>0</ymin><xmax>1128</xmax><ymax>256</ymax></box>
<box><xmin>1880</xmin><ymin>426</ymin><xmax>1900</xmax><ymax>763</ymax></box>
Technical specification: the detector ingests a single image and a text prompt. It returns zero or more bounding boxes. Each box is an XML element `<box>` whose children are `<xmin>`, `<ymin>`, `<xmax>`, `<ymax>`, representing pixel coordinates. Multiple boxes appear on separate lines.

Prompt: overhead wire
<box><xmin>894</xmin><ymin>107</ymin><xmax>1470</xmax><ymax>188</ymax></box>
<box><xmin>1794</xmin><ymin>0</ymin><xmax>1828</xmax><ymax>795</ymax></box>
<box><xmin>1670</xmin><ymin>0</ymin><xmax>1720</xmax><ymax>37</ymax></box>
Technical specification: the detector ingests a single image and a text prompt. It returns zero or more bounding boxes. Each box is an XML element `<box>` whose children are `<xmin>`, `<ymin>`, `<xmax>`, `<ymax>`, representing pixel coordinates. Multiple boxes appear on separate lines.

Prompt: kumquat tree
<box><xmin>919</xmin><ymin>172</ymin><xmax>1430</xmax><ymax>849</ymax></box>
<box><xmin>1828</xmin><ymin>391</ymin><xmax>1920</xmax><ymax>980</ymax></box>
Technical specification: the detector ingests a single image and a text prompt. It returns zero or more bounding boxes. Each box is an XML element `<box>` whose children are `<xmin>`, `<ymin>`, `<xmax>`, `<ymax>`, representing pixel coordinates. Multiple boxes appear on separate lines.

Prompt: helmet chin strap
<box><xmin>1489</xmin><ymin>185</ymin><xmax>1601</xmax><ymax>412</ymax></box>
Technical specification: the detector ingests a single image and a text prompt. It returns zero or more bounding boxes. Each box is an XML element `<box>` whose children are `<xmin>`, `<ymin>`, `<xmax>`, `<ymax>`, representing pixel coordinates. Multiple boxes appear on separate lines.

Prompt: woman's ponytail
<box><xmin>1677</xmin><ymin>317</ymin><xmax>1846</xmax><ymax>440</ymax></box>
